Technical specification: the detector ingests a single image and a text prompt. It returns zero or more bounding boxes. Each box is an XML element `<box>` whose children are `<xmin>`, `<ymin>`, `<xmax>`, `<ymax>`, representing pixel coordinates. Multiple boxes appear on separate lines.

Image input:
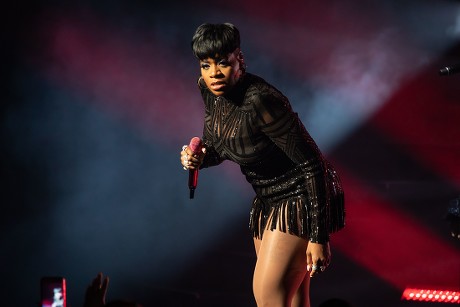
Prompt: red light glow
<box><xmin>402</xmin><ymin>288</ymin><xmax>459</xmax><ymax>303</ymax></box>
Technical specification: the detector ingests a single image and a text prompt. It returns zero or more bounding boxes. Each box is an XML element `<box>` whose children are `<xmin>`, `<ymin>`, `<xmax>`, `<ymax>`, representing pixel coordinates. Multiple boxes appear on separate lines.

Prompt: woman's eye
<box><xmin>218</xmin><ymin>60</ymin><xmax>229</xmax><ymax>66</ymax></box>
<box><xmin>200</xmin><ymin>63</ymin><xmax>210</xmax><ymax>69</ymax></box>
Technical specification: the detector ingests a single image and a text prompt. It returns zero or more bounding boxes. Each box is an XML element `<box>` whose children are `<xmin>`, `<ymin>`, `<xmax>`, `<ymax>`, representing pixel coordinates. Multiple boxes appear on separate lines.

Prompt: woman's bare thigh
<box><xmin>252</xmin><ymin>229</ymin><xmax>308</xmax><ymax>305</ymax></box>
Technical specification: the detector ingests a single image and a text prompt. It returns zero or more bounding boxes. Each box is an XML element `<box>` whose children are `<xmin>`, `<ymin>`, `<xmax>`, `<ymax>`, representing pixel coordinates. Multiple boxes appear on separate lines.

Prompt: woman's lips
<box><xmin>210</xmin><ymin>81</ymin><xmax>226</xmax><ymax>90</ymax></box>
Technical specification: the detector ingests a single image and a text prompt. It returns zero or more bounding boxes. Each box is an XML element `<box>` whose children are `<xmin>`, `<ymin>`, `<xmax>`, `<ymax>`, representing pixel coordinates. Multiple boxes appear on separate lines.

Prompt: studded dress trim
<box><xmin>248</xmin><ymin>160</ymin><xmax>344</xmax><ymax>243</ymax></box>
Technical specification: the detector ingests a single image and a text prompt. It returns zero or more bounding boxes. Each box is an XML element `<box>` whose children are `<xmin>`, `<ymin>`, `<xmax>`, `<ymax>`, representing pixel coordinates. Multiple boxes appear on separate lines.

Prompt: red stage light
<box><xmin>402</xmin><ymin>288</ymin><xmax>460</xmax><ymax>303</ymax></box>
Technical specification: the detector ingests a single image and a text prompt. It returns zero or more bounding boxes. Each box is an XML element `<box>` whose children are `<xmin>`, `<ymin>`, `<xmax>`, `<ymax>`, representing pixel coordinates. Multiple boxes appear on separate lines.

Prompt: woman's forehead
<box><xmin>200</xmin><ymin>52</ymin><xmax>236</xmax><ymax>62</ymax></box>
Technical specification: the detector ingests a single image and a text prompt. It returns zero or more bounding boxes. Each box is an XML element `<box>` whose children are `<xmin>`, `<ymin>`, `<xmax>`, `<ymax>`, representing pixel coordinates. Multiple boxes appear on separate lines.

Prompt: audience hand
<box><xmin>84</xmin><ymin>272</ymin><xmax>109</xmax><ymax>307</ymax></box>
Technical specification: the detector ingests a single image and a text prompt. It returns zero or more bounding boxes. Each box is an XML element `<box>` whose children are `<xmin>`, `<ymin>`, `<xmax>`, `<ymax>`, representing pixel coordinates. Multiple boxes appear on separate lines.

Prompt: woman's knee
<box><xmin>253</xmin><ymin>267</ymin><xmax>304</xmax><ymax>306</ymax></box>
<box><xmin>253</xmin><ymin>279</ymin><xmax>288</xmax><ymax>307</ymax></box>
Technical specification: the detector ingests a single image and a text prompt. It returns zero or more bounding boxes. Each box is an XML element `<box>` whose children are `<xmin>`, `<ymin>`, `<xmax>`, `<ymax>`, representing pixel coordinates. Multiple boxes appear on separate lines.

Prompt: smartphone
<box><xmin>40</xmin><ymin>276</ymin><xmax>66</xmax><ymax>307</ymax></box>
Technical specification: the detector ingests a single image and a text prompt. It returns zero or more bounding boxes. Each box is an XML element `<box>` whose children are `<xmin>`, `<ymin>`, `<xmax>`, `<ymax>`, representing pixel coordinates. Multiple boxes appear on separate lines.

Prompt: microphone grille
<box><xmin>189</xmin><ymin>137</ymin><xmax>203</xmax><ymax>153</ymax></box>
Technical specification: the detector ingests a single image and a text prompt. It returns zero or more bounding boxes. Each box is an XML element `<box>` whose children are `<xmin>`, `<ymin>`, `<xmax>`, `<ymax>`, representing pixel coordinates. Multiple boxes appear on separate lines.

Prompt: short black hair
<box><xmin>191</xmin><ymin>23</ymin><xmax>240</xmax><ymax>60</ymax></box>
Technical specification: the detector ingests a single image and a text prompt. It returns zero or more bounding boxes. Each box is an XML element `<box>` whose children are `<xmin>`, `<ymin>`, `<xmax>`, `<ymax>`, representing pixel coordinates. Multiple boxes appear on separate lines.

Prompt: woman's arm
<box><xmin>254</xmin><ymin>90</ymin><xmax>330</xmax><ymax>243</ymax></box>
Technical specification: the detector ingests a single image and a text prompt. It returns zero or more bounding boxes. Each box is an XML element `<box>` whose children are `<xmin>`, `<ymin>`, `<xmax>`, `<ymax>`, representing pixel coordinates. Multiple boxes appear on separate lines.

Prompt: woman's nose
<box><xmin>209</xmin><ymin>65</ymin><xmax>220</xmax><ymax>77</ymax></box>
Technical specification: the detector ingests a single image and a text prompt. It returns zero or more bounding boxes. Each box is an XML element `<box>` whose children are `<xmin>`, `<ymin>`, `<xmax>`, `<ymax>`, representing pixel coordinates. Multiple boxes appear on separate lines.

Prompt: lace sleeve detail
<box><xmin>200</xmin><ymin>140</ymin><xmax>224</xmax><ymax>169</ymax></box>
<box><xmin>254</xmin><ymin>89</ymin><xmax>321</xmax><ymax>164</ymax></box>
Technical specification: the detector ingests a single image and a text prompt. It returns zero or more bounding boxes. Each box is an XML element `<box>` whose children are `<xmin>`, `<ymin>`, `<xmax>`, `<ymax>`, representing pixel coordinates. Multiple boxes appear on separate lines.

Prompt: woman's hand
<box><xmin>306</xmin><ymin>241</ymin><xmax>331</xmax><ymax>277</ymax></box>
<box><xmin>180</xmin><ymin>144</ymin><xmax>206</xmax><ymax>170</ymax></box>
<box><xmin>83</xmin><ymin>272</ymin><xmax>109</xmax><ymax>307</ymax></box>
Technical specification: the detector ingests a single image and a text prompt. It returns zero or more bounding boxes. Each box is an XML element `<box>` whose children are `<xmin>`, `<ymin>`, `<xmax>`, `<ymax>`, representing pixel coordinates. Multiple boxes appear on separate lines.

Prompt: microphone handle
<box><xmin>189</xmin><ymin>169</ymin><xmax>198</xmax><ymax>199</ymax></box>
<box><xmin>187</xmin><ymin>137</ymin><xmax>202</xmax><ymax>199</ymax></box>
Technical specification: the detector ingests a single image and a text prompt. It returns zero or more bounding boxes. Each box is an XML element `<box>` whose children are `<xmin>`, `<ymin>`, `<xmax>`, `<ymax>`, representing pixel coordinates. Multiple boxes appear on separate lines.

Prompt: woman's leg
<box><xmin>291</xmin><ymin>275</ymin><xmax>310</xmax><ymax>307</ymax></box>
<box><xmin>252</xmin><ymin>229</ymin><xmax>310</xmax><ymax>307</ymax></box>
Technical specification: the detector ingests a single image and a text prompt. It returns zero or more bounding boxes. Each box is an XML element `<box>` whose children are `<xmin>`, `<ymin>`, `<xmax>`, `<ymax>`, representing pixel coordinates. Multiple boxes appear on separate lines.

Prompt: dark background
<box><xmin>2</xmin><ymin>0</ymin><xmax>459</xmax><ymax>306</ymax></box>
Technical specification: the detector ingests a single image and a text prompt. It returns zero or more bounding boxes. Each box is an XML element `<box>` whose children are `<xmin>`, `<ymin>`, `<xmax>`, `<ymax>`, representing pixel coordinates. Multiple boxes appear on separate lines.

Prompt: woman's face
<box><xmin>199</xmin><ymin>50</ymin><xmax>243</xmax><ymax>96</ymax></box>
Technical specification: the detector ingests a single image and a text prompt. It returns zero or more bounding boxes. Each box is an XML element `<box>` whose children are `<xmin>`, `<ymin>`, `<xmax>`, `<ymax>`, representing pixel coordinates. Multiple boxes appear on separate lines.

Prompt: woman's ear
<box><xmin>236</xmin><ymin>49</ymin><xmax>246</xmax><ymax>72</ymax></box>
<box><xmin>237</xmin><ymin>49</ymin><xmax>244</xmax><ymax>61</ymax></box>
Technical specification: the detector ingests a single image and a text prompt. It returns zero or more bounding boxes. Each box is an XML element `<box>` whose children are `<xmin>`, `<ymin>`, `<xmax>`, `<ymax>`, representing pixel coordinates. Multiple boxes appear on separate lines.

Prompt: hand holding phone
<box><xmin>40</xmin><ymin>277</ymin><xmax>66</xmax><ymax>307</ymax></box>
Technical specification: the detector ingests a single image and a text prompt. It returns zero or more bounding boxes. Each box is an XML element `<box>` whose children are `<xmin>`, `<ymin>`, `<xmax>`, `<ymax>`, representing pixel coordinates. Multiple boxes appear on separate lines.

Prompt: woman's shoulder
<box><xmin>245</xmin><ymin>73</ymin><xmax>272</xmax><ymax>92</ymax></box>
<box><xmin>244</xmin><ymin>73</ymin><xmax>289</xmax><ymax>106</ymax></box>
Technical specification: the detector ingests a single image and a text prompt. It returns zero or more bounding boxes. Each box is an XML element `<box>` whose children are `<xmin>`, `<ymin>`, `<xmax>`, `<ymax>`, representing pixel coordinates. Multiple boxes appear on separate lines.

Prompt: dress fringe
<box><xmin>249</xmin><ymin>162</ymin><xmax>345</xmax><ymax>241</ymax></box>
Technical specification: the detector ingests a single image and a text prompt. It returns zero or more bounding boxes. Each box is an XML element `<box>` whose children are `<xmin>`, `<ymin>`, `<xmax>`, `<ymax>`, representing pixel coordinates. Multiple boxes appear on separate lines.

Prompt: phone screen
<box><xmin>40</xmin><ymin>277</ymin><xmax>66</xmax><ymax>307</ymax></box>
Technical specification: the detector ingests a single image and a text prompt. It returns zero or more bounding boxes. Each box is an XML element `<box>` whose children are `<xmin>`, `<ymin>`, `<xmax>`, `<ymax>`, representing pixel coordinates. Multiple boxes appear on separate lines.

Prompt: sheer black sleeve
<box><xmin>254</xmin><ymin>88</ymin><xmax>324</xmax><ymax>165</ymax></box>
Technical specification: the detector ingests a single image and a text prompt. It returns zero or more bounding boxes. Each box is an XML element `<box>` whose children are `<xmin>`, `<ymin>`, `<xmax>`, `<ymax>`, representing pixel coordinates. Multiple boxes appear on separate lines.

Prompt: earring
<box><xmin>197</xmin><ymin>76</ymin><xmax>206</xmax><ymax>89</ymax></box>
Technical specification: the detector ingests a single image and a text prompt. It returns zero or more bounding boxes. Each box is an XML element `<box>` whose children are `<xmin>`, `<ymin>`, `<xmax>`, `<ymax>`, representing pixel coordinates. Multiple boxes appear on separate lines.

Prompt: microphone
<box><xmin>439</xmin><ymin>63</ymin><xmax>460</xmax><ymax>76</ymax></box>
<box><xmin>188</xmin><ymin>137</ymin><xmax>203</xmax><ymax>199</ymax></box>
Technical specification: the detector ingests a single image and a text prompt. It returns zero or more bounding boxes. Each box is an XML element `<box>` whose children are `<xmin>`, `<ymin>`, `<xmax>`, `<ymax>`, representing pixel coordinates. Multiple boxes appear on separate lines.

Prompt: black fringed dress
<box><xmin>198</xmin><ymin>73</ymin><xmax>345</xmax><ymax>243</ymax></box>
